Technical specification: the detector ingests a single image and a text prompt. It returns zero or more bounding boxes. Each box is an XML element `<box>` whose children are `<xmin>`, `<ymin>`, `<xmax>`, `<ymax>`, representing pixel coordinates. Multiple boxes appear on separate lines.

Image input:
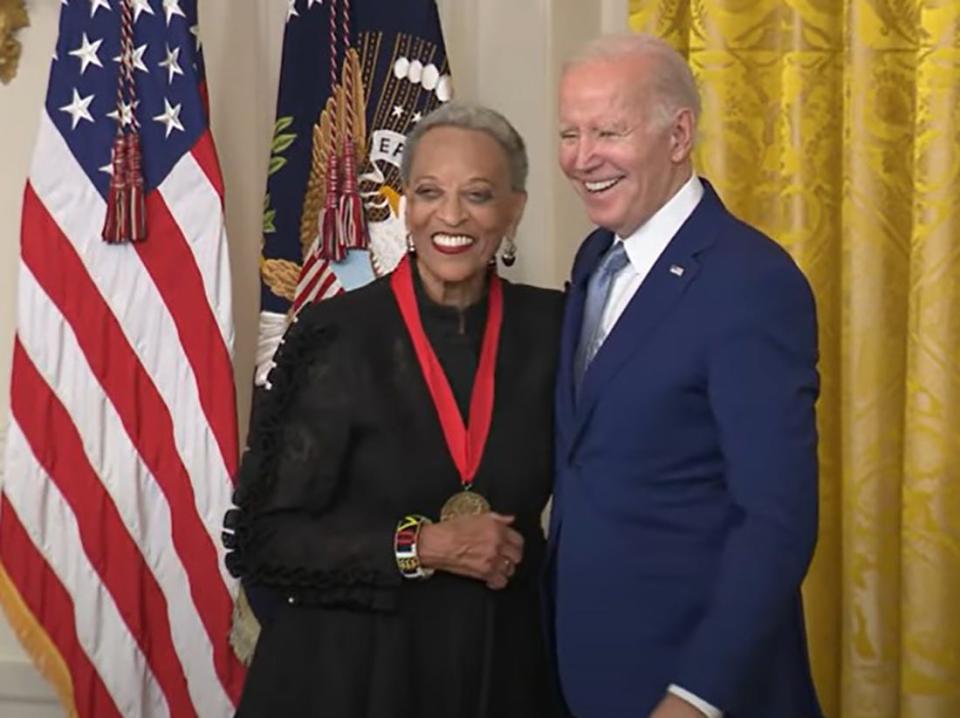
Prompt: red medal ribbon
<box><xmin>390</xmin><ymin>256</ymin><xmax>503</xmax><ymax>488</ymax></box>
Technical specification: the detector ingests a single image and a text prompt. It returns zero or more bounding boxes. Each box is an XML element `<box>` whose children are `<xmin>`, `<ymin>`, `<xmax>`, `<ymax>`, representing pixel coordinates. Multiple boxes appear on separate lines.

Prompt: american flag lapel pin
<box><xmin>669</xmin><ymin>264</ymin><xmax>685</xmax><ymax>277</ymax></box>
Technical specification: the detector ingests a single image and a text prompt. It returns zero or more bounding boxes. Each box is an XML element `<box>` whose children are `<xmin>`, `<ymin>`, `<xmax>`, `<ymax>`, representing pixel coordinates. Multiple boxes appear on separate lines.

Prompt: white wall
<box><xmin>0</xmin><ymin>0</ymin><xmax>627</xmax><ymax>714</ymax></box>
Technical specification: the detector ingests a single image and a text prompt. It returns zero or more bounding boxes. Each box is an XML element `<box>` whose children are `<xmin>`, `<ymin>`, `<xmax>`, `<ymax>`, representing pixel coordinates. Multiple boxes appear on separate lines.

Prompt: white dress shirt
<box><xmin>597</xmin><ymin>174</ymin><xmax>704</xmax><ymax>341</ymax></box>
<box><xmin>592</xmin><ymin>174</ymin><xmax>722</xmax><ymax>718</ymax></box>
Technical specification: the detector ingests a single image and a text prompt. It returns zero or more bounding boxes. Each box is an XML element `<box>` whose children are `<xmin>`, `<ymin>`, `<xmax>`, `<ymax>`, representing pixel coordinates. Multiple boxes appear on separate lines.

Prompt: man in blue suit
<box><xmin>547</xmin><ymin>33</ymin><xmax>823</xmax><ymax>718</ymax></box>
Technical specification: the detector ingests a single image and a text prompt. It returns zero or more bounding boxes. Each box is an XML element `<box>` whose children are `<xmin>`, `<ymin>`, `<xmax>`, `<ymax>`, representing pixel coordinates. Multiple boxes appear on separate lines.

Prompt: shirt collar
<box><xmin>616</xmin><ymin>174</ymin><xmax>705</xmax><ymax>270</ymax></box>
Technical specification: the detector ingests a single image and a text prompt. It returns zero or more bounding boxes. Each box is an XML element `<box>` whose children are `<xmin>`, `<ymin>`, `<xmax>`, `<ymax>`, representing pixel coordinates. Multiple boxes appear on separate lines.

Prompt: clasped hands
<box><xmin>418</xmin><ymin>513</ymin><xmax>523</xmax><ymax>589</ymax></box>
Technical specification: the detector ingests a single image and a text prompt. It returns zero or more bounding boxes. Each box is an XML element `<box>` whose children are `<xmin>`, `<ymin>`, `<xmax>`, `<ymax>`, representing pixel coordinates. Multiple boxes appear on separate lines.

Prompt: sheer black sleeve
<box><xmin>222</xmin><ymin>312</ymin><xmax>401</xmax><ymax>612</ymax></box>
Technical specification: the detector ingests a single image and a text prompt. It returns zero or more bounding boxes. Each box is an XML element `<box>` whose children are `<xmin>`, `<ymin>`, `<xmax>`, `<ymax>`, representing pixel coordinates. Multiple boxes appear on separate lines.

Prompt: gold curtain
<box><xmin>627</xmin><ymin>1</ymin><xmax>960</xmax><ymax>716</ymax></box>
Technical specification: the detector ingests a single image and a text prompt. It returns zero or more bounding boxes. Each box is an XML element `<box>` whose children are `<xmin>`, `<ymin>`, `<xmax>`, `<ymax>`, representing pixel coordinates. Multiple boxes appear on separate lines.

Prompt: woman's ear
<box><xmin>508</xmin><ymin>191</ymin><xmax>528</xmax><ymax>236</ymax></box>
<box><xmin>401</xmin><ymin>185</ymin><xmax>411</xmax><ymax>233</ymax></box>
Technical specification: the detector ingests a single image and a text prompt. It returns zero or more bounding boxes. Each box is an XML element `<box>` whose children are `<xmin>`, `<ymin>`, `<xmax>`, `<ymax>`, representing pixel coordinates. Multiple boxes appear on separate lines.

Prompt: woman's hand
<box><xmin>418</xmin><ymin>513</ymin><xmax>524</xmax><ymax>590</ymax></box>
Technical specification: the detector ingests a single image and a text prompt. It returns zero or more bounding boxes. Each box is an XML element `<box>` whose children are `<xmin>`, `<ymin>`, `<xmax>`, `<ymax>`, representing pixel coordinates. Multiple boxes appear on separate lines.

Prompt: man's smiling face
<box><xmin>558</xmin><ymin>56</ymin><xmax>686</xmax><ymax>237</ymax></box>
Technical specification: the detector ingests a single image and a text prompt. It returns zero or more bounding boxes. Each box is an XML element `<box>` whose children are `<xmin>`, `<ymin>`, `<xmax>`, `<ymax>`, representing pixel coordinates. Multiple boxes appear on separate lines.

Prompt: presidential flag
<box><xmin>255</xmin><ymin>0</ymin><xmax>452</xmax><ymax>384</ymax></box>
<box><xmin>0</xmin><ymin>1</ymin><xmax>244</xmax><ymax>716</ymax></box>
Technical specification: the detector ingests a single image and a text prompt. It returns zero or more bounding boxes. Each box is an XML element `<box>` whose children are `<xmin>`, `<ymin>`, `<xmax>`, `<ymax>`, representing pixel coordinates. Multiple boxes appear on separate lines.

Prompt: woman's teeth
<box><xmin>432</xmin><ymin>234</ymin><xmax>475</xmax><ymax>248</ymax></box>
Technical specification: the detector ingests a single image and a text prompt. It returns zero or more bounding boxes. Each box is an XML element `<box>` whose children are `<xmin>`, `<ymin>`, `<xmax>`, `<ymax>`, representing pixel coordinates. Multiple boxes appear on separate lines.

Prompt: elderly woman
<box><xmin>223</xmin><ymin>102</ymin><xmax>564</xmax><ymax>716</ymax></box>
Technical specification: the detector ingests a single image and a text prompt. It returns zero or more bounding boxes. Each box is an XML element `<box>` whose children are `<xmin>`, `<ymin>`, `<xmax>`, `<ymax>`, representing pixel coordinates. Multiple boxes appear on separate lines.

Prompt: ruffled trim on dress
<box><xmin>231</xmin><ymin>316</ymin><xmax>335</xmax><ymax>514</ymax></box>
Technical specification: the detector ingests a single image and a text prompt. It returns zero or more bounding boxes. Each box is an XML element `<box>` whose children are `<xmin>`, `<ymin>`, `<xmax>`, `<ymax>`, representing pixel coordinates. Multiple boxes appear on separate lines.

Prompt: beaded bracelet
<box><xmin>394</xmin><ymin>514</ymin><xmax>435</xmax><ymax>580</ymax></box>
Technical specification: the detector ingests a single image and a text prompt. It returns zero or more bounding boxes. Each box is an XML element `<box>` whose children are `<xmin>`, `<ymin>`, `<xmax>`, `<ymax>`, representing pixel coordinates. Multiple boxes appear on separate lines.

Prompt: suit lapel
<box><xmin>555</xmin><ymin>229</ymin><xmax>615</xmax><ymax>449</ymax></box>
<box><xmin>570</xmin><ymin>182</ymin><xmax>725</xmax><ymax>451</ymax></box>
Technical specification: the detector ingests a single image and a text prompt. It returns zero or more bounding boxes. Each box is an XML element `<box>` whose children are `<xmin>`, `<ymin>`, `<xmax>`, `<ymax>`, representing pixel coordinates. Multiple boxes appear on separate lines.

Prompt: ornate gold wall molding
<box><xmin>0</xmin><ymin>0</ymin><xmax>29</xmax><ymax>85</ymax></box>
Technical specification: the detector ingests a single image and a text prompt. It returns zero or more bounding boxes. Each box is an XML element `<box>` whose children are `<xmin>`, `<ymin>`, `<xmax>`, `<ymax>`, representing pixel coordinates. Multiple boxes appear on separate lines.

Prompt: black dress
<box><xmin>223</xmin><ymin>269</ymin><xmax>564</xmax><ymax>717</ymax></box>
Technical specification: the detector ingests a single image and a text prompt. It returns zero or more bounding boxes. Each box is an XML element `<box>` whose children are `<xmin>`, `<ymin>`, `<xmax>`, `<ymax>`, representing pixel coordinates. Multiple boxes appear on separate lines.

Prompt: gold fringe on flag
<box><xmin>0</xmin><ymin>562</ymin><xmax>78</xmax><ymax>718</ymax></box>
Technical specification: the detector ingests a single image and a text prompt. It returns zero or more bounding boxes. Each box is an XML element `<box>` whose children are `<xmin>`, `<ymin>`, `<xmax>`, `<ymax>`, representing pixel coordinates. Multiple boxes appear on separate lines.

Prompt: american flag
<box><xmin>0</xmin><ymin>1</ymin><xmax>244</xmax><ymax>716</ymax></box>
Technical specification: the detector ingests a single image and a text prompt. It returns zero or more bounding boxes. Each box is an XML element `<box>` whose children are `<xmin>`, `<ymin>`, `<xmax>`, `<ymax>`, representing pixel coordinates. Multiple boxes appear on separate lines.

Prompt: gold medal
<box><xmin>440</xmin><ymin>490</ymin><xmax>491</xmax><ymax>522</ymax></box>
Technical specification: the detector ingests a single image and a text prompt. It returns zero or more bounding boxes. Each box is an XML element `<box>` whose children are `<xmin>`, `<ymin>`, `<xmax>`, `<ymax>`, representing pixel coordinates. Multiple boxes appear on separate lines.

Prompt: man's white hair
<box><xmin>564</xmin><ymin>33</ymin><xmax>701</xmax><ymax>129</ymax></box>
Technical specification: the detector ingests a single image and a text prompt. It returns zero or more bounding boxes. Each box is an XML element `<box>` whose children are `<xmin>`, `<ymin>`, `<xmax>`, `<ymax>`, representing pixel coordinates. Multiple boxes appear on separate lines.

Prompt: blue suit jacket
<box><xmin>546</xmin><ymin>181</ymin><xmax>823</xmax><ymax>718</ymax></box>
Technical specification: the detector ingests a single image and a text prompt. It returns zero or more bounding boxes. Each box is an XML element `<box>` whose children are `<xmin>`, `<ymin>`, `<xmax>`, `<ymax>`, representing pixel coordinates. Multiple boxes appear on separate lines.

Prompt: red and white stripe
<box><xmin>255</xmin><ymin>233</ymin><xmax>344</xmax><ymax>387</ymax></box>
<box><xmin>0</xmin><ymin>110</ymin><xmax>245</xmax><ymax>716</ymax></box>
<box><xmin>291</xmin><ymin>239</ymin><xmax>343</xmax><ymax>317</ymax></box>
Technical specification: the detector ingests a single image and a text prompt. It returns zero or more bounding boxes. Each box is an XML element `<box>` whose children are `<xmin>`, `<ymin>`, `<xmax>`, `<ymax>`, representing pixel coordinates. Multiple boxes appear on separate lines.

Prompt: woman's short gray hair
<box><xmin>399</xmin><ymin>101</ymin><xmax>528</xmax><ymax>192</ymax></box>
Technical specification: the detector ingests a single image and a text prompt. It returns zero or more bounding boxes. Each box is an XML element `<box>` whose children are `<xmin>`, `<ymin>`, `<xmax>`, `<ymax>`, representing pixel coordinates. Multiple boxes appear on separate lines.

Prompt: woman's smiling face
<box><xmin>404</xmin><ymin>125</ymin><xmax>525</xmax><ymax>302</ymax></box>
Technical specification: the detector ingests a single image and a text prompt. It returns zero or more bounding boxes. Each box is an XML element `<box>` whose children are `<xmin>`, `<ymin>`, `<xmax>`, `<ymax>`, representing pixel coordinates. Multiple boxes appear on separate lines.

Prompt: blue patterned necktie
<box><xmin>575</xmin><ymin>241</ymin><xmax>630</xmax><ymax>389</ymax></box>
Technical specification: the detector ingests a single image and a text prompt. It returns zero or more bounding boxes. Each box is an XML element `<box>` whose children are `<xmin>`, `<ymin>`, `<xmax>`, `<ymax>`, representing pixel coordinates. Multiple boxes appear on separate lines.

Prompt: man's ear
<box><xmin>670</xmin><ymin>108</ymin><xmax>696</xmax><ymax>163</ymax></box>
